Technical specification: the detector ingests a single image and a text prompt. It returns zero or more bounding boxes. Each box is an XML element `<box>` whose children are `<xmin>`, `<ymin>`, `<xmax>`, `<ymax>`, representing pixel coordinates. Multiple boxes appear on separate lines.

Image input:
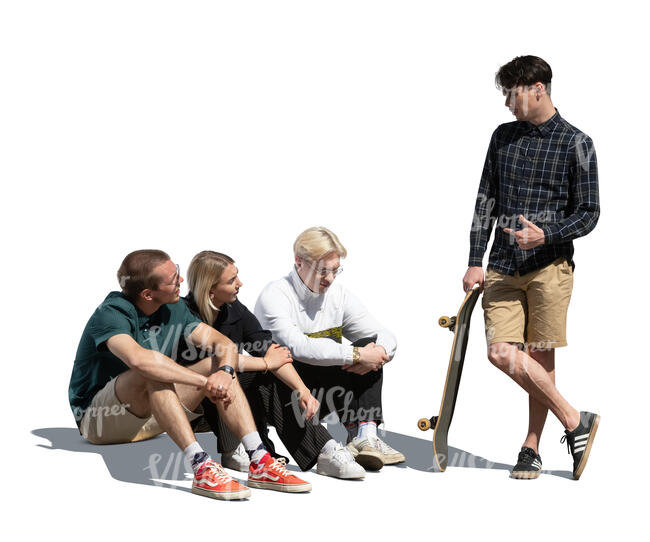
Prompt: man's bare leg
<box><xmin>488</xmin><ymin>342</ymin><xmax>579</xmax><ymax>431</ymax></box>
<box><xmin>115</xmin><ymin>356</ymin><xmax>256</xmax><ymax>451</ymax></box>
<box><xmin>522</xmin><ymin>347</ymin><xmax>554</xmax><ymax>453</ymax></box>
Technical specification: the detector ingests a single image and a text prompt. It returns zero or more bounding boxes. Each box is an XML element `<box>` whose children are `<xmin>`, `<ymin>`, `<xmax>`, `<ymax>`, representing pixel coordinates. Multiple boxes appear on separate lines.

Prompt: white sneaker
<box><xmin>346</xmin><ymin>437</ymin><xmax>384</xmax><ymax>471</ymax></box>
<box><xmin>374</xmin><ymin>437</ymin><xmax>406</xmax><ymax>465</ymax></box>
<box><xmin>221</xmin><ymin>443</ymin><xmax>250</xmax><ymax>472</ymax></box>
<box><xmin>317</xmin><ymin>444</ymin><xmax>366</xmax><ymax>479</ymax></box>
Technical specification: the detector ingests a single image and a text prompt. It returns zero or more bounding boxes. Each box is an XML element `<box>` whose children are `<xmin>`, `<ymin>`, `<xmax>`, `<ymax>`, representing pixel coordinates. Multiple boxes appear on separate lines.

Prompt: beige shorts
<box><xmin>482</xmin><ymin>258</ymin><xmax>573</xmax><ymax>349</ymax></box>
<box><xmin>80</xmin><ymin>377</ymin><xmax>202</xmax><ymax>445</ymax></box>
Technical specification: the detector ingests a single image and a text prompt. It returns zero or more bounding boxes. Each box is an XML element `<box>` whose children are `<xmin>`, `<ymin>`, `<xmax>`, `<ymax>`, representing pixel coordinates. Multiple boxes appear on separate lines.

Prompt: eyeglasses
<box><xmin>167</xmin><ymin>264</ymin><xmax>181</xmax><ymax>286</ymax></box>
<box><xmin>306</xmin><ymin>260</ymin><xmax>343</xmax><ymax>278</ymax></box>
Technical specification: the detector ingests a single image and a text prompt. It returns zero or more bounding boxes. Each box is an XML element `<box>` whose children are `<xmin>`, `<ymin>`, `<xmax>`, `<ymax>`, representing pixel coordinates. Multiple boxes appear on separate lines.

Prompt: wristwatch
<box><xmin>352</xmin><ymin>347</ymin><xmax>361</xmax><ymax>364</ymax></box>
<box><xmin>217</xmin><ymin>365</ymin><xmax>236</xmax><ymax>379</ymax></box>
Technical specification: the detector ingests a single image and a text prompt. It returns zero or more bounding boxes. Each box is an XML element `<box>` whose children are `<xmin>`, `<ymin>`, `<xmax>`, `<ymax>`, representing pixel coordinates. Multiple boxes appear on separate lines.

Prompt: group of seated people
<box><xmin>69</xmin><ymin>226</ymin><xmax>405</xmax><ymax>500</ymax></box>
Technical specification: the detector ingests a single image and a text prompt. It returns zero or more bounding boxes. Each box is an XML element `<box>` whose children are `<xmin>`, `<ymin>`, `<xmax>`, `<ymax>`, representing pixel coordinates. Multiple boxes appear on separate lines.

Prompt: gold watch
<box><xmin>352</xmin><ymin>347</ymin><xmax>361</xmax><ymax>363</ymax></box>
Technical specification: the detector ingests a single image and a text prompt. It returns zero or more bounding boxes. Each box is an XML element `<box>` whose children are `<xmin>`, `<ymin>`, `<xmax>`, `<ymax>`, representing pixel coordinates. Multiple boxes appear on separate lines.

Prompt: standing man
<box><xmin>255</xmin><ymin>227</ymin><xmax>405</xmax><ymax>473</ymax></box>
<box><xmin>69</xmin><ymin>249</ymin><xmax>311</xmax><ymax>500</ymax></box>
<box><xmin>463</xmin><ymin>56</ymin><xmax>600</xmax><ymax>480</ymax></box>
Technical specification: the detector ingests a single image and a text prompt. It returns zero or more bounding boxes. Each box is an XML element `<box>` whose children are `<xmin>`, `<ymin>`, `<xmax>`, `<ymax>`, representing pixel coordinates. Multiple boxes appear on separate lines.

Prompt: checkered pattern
<box><xmin>469</xmin><ymin>111</ymin><xmax>600</xmax><ymax>275</ymax></box>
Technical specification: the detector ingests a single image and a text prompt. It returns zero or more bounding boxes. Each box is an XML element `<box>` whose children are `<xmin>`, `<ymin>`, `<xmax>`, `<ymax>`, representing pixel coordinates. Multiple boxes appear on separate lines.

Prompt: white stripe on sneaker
<box><xmin>575</xmin><ymin>434</ymin><xmax>589</xmax><ymax>441</ymax></box>
<box><xmin>574</xmin><ymin>445</ymin><xmax>586</xmax><ymax>453</ymax></box>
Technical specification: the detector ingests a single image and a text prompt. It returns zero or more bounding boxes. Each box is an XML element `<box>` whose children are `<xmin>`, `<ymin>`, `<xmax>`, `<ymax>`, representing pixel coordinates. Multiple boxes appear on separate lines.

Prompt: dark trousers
<box><xmin>201</xmin><ymin>371</ymin><xmax>332</xmax><ymax>471</ymax></box>
<box><xmin>290</xmin><ymin>337</ymin><xmax>384</xmax><ymax>428</ymax></box>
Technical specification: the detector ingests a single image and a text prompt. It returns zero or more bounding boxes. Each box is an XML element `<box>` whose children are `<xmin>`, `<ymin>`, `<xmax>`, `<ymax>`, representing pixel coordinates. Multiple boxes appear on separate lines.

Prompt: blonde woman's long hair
<box><xmin>187</xmin><ymin>251</ymin><xmax>235</xmax><ymax>324</ymax></box>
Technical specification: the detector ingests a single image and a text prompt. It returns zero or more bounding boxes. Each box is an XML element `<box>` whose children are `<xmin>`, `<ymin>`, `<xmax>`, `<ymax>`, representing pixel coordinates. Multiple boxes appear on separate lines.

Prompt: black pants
<box><xmin>201</xmin><ymin>371</ymin><xmax>332</xmax><ymax>471</ymax></box>
<box><xmin>290</xmin><ymin>337</ymin><xmax>384</xmax><ymax>428</ymax></box>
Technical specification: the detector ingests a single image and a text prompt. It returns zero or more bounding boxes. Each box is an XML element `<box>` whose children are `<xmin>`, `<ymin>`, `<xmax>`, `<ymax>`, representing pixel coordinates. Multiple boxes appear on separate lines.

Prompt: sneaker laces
<box><xmin>560</xmin><ymin>434</ymin><xmax>573</xmax><ymax>454</ymax></box>
<box><xmin>332</xmin><ymin>444</ymin><xmax>354</xmax><ymax>464</ymax></box>
<box><xmin>202</xmin><ymin>461</ymin><xmax>232</xmax><ymax>484</ymax></box>
<box><xmin>375</xmin><ymin>438</ymin><xmax>397</xmax><ymax>454</ymax></box>
<box><xmin>269</xmin><ymin>457</ymin><xmax>291</xmax><ymax>477</ymax></box>
<box><xmin>518</xmin><ymin>447</ymin><xmax>537</xmax><ymax>464</ymax></box>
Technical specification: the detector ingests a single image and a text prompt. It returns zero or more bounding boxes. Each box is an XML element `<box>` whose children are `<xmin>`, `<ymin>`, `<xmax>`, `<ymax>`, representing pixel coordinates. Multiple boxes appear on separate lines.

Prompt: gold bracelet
<box><xmin>263</xmin><ymin>355</ymin><xmax>270</xmax><ymax>373</ymax></box>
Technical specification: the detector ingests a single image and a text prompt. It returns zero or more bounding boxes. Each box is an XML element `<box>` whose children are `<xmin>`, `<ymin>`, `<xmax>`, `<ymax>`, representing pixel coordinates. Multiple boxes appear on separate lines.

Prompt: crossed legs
<box><xmin>487</xmin><ymin>342</ymin><xmax>580</xmax><ymax>446</ymax></box>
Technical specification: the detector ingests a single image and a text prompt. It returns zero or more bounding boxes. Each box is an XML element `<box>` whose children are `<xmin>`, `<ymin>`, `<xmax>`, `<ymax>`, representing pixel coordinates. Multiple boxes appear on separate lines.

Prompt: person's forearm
<box><xmin>272</xmin><ymin>363</ymin><xmax>309</xmax><ymax>393</ymax></box>
<box><xmin>205</xmin><ymin>335</ymin><xmax>239</xmax><ymax>369</ymax></box>
<box><xmin>236</xmin><ymin>354</ymin><xmax>267</xmax><ymax>372</ymax></box>
<box><xmin>136</xmin><ymin>349</ymin><xmax>207</xmax><ymax>388</ymax></box>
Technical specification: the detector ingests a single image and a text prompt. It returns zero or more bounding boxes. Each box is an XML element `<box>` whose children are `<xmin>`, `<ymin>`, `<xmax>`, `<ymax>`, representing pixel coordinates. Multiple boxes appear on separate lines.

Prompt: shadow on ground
<box><xmin>33</xmin><ymin>426</ymin><xmax>572</xmax><ymax>491</ymax></box>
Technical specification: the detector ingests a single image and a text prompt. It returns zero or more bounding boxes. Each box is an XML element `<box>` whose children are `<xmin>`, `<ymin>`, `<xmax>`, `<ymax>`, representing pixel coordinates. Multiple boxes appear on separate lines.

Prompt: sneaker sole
<box><xmin>316</xmin><ymin>465</ymin><xmax>365</xmax><ymax>480</ymax></box>
<box><xmin>247</xmin><ymin>480</ymin><xmax>312</xmax><ymax>493</ymax></box>
<box><xmin>382</xmin><ymin>455</ymin><xmax>406</xmax><ymax>465</ymax></box>
<box><xmin>354</xmin><ymin>451</ymin><xmax>384</xmax><ymax>471</ymax></box>
<box><xmin>574</xmin><ymin>414</ymin><xmax>600</xmax><ymax>480</ymax></box>
<box><xmin>191</xmin><ymin>486</ymin><xmax>251</xmax><ymax>500</ymax></box>
<box><xmin>511</xmin><ymin>470</ymin><xmax>541</xmax><ymax>480</ymax></box>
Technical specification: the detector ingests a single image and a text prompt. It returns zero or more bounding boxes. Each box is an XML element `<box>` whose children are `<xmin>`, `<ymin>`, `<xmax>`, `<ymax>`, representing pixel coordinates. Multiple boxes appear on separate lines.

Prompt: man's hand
<box><xmin>342</xmin><ymin>342</ymin><xmax>389</xmax><ymax>374</ymax></box>
<box><xmin>205</xmin><ymin>370</ymin><xmax>234</xmax><ymax>407</ymax></box>
<box><xmin>504</xmin><ymin>215</ymin><xmax>546</xmax><ymax>250</ymax></box>
<box><xmin>462</xmin><ymin>266</ymin><xmax>484</xmax><ymax>292</ymax></box>
<box><xmin>264</xmin><ymin>344</ymin><xmax>293</xmax><ymax>370</ymax></box>
<box><xmin>297</xmin><ymin>387</ymin><xmax>320</xmax><ymax>420</ymax></box>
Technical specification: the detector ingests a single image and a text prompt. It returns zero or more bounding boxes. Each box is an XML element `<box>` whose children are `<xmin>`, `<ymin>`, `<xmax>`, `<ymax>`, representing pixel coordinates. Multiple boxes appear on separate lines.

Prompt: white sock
<box><xmin>241</xmin><ymin>432</ymin><xmax>268</xmax><ymax>464</ymax></box>
<box><xmin>320</xmin><ymin>439</ymin><xmax>339</xmax><ymax>455</ymax></box>
<box><xmin>357</xmin><ymin>421</ymin><xmax>378</xmax><ymax>439</ymax></box>
<box><xmin>184</xmin><ymin>441</ymin><xmax>209</xmax><ymax>473</ymax></box>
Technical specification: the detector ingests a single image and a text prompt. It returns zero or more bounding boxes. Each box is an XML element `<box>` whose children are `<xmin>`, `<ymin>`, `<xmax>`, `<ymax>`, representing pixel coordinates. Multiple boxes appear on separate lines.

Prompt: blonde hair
<box><xmin>187</xmin><ymin>251</ymin><xmax>235</xmax><ymax>323</ymax></box>
<box><xmin>293</xmin><ymin>227</ymin><xmax>347</xmax><ymax>261</ymax></box>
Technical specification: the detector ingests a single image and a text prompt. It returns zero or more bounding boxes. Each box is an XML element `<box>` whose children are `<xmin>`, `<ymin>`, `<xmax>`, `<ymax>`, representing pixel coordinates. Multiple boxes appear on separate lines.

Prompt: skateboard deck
<box><xmin>418</xmin><ymin>287</ymin><xmax>481</xmax><ymax>472</ymax></box>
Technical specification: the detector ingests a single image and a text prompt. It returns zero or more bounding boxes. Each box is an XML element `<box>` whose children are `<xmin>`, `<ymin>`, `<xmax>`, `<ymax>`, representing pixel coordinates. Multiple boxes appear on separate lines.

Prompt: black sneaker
<box><xmin>561</xmin><ymin>411</ymin><xmax>600</xmax><ymax>480</ymax></box>
<box><xmin>511</xmin><ymin>446</ymin><xmax>543</xmax><ymax>479</ymax></box>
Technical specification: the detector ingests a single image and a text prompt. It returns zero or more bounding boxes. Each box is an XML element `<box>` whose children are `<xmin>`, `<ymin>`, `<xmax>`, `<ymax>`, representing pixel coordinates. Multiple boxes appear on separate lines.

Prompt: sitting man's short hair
<box><xmin>293</xmin><ymin>227</ymin><xmax>347</xmax><ymax>261</ymax></box>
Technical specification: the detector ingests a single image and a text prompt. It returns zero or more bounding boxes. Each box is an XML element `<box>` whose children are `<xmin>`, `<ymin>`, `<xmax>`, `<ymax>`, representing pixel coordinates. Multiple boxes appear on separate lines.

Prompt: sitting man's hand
<box><xmin>342</xmin><ymin>342</ymin><xmax>389</xmax><ymax>375</ymax></box>
<box><xmin>264</xmin><ymin>344</ymin><xmax>293</xmax><ymax>370</ymax></box>
<box><xmin>205</xmin><ymin>369</ymin><xmax>234</xmax><ymax>407</ymax></box>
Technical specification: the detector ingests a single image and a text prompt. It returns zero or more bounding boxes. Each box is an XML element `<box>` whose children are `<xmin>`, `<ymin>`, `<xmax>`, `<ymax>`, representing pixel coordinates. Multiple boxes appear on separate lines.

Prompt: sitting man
<box><xmin>68</xmin><ymin>249</ymin><xmax>311</xmax><ymax>500</ymax></box>
<box><xmin>255</xmin><ymin>227</ymin><xmax>405</xmax><ymax>470</ymax></box>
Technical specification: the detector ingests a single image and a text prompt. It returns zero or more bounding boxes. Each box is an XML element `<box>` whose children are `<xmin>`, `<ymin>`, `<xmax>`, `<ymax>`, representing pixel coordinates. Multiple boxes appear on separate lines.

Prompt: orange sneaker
<box><xmin>192</xmin><ymin>460</ymin><xmax>251</xmax><ymax>500</ymax></box>
<box><xmin>248</xmin><ymin>454</ymin><xmax>312</xmax><ymax>493</ymax></box>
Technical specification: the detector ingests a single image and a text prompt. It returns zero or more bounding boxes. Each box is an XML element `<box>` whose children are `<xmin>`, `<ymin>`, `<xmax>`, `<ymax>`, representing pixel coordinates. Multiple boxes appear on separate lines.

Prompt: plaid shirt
<box><xmin>469</xmin><ymin>110</ymin><xmax>599</xmax><ymax>275</ymax></box>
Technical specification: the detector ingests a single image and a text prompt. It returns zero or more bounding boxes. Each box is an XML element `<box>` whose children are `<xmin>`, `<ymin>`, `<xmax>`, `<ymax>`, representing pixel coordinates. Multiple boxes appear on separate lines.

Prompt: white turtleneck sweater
<box><xmin>254</xmin><ymin>267</ymin><xmax>397</xmax><ymax>366</ymax></box>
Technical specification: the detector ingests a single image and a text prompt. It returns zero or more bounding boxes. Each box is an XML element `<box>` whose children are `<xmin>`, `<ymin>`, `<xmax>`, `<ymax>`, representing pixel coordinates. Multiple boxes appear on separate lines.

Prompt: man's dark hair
<box><xmin>495</xmin><ymin>55</ymin><xmax>552</xmax><ymax>93</ymax></box>
<box><xmin>117</xmin><ymin>249</ymin><xmax>171</xmax><ymax>300</ymax></box>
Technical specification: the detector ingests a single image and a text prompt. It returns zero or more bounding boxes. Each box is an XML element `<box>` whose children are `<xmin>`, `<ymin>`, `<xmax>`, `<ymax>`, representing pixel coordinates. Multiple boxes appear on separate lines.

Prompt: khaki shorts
<box><xmin>482</xmin><ymin>258</ymin><xmax>573</xmax><ymax>349</ymax></box>
<box><xmin>80</xmin><ymin>377</ymin><xmax>202</xmax><ymax>445</ymax></box>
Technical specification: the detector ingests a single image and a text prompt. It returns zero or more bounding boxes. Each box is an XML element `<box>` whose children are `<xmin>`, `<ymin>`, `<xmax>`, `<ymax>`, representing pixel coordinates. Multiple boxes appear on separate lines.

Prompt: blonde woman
<box><xmin>181</xmin><ymin>250</ymin><xmax>366</xmax><ymax>480</ymax></box>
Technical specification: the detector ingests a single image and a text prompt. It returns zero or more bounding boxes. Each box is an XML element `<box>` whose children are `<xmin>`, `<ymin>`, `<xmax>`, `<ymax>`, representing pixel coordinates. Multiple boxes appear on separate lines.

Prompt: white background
<box><xmin>2</xmin><ymin>1</ymin><xmax>648</xmax><ymax>540</ymax></box>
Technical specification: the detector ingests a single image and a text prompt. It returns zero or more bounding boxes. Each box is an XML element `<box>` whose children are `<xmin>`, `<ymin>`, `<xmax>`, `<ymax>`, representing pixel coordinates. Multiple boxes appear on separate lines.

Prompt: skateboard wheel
<box><xmin>418</xmin><ymin>418</ymin><xmax>431</xmax><ymax>431</ymax></box>
<box><xmin>438</xmin><ymin>316</ymin><xmax>451</xmax><ymax>328</ymax></box>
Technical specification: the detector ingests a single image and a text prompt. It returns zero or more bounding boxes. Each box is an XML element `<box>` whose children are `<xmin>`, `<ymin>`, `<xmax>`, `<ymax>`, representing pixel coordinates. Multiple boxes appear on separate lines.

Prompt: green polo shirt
<box><xmin>68</xmin><ymin>291</ymin><xmax>201</xmax><ymax>426</ymax></box>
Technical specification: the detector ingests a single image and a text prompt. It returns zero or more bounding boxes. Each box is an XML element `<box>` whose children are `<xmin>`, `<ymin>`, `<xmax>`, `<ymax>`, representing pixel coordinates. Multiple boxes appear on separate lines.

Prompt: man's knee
<box><xmin>487</xmin><ymin>342</ymin><xmax>517</xmax><ymax>371</ymax></box>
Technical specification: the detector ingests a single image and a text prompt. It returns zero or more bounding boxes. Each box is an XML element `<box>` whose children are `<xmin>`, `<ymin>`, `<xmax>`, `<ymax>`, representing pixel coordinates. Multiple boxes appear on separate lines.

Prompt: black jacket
<box><xmin>181</xmin><ymin>293</ymin><xmax>273</xmax><ymax>360</ymax></box>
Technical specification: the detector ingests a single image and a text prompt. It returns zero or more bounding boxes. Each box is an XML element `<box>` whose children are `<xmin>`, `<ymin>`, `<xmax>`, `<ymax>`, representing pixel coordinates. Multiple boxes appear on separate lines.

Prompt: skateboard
<box><xmin>418</xmin><ymin>287</ymin><xmax>481</xmax><ymax>472</ymax></box>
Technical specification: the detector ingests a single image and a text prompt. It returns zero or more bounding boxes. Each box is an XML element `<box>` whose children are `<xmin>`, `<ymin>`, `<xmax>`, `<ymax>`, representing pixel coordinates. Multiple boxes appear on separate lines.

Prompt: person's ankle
<box><xmin>566</xmin><ymin>410</ymin><xmax>581</xmax><ymax>432</ymax></box>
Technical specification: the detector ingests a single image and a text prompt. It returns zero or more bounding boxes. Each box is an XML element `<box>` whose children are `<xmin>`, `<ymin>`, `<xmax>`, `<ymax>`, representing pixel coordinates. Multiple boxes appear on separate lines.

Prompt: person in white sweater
<box><xmin>255</xmin><ymin>226</ymin><xmax>405</xmax><ymax>472</ymax></box>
